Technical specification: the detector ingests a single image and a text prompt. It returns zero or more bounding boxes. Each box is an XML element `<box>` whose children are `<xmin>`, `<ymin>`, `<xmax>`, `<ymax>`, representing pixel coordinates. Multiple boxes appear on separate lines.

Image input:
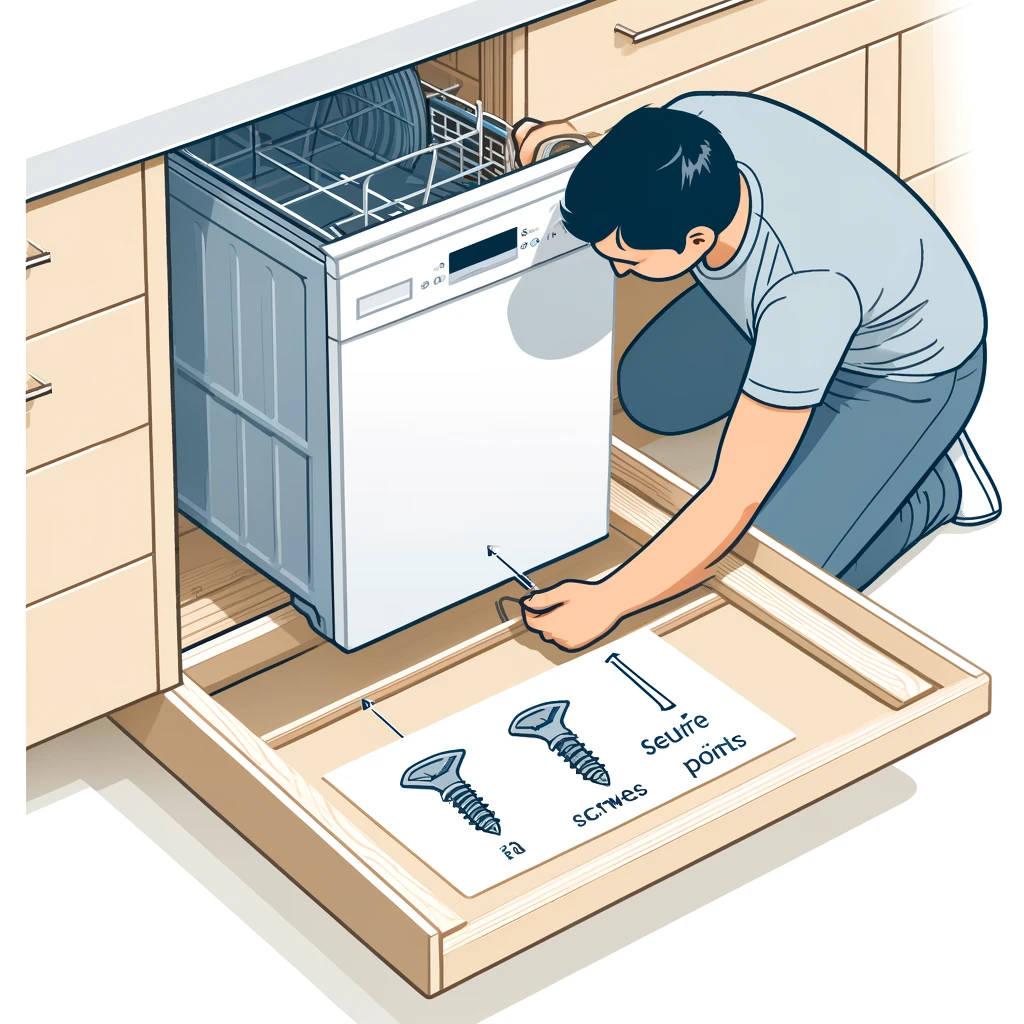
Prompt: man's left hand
<box><xmin>521</xmin><ymin>580</ymin><xmax>624</xmax><ymax>651</ymax></box>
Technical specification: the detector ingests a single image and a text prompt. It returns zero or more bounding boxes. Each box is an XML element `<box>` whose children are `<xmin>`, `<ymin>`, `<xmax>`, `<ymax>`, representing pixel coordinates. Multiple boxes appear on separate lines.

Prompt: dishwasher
<box><xmin>169</xmin><ymin>70</ymin><xmax>614</xmax><ymax>650</ymax></box>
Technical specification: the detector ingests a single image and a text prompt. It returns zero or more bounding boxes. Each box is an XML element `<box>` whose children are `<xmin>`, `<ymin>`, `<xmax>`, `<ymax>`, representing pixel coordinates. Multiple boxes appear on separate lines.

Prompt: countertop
<box><xmin>25</xmin><ymin>0</ymin><xmax>580</xmax><ymax>200</ymax></box>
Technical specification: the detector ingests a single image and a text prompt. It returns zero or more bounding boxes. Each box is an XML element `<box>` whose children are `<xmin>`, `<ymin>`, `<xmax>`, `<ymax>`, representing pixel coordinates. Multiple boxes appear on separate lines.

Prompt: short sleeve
<box><xmin>742</xmin><ymin>270</ymin><xmax>863</xmax><ymax>408</ymax></box>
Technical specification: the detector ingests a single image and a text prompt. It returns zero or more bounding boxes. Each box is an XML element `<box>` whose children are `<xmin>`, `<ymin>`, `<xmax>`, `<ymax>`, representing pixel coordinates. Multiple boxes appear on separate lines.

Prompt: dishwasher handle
<box><xmin>614</xmin><ymin>0</ymin><xmax>755</xmax><ymax>44</ymax></box>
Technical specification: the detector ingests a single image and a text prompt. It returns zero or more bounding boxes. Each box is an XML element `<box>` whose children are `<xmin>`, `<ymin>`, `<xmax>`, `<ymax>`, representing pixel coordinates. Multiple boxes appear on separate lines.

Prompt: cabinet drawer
<box><xmin>528</xmin><ymin>0</ymin><xmax>861</xmax><ymax>119</ymax></box>
<box><xmin>568</xmin><ymin>0</ymin><xmax>962</xmax><ymax>137</ymax></box>
<box><xmin>27</xmin><ymin>427</ymin><xmax>153</xmax><ymax>604</ymax></box>
<box><xmin>28</xmin><ymin>558</ymin><xmax>157</xmax><ymax>746</ymax></box>
<box><xmin>114</xmin><ymin>436</ymin><xmax>989</xmax><ymax>995</ymax></box>
<box><xmin>26</xmin><ymin>299</ymin><xmax>150</xmax><ymax>470</ymax></box>
<box><xmin>26</xmin><ymin>165</ymin><xmax>145</xmax><ymax>337</ymax></box>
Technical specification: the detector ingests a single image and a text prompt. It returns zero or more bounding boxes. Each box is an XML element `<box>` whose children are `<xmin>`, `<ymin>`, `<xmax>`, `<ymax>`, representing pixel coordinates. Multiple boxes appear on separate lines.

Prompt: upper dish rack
<box><xmin>179</xmin><ymin>80</ymin><xmax>513</xmax><ymax>242</ymax></box>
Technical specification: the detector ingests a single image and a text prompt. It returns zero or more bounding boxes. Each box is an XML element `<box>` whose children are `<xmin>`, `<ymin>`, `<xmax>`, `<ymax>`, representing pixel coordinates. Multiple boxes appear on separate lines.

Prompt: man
<box><xmin>514</xmin><ymin>93</ymin><xmax>1001</xmax><ymax>652</ymax></box>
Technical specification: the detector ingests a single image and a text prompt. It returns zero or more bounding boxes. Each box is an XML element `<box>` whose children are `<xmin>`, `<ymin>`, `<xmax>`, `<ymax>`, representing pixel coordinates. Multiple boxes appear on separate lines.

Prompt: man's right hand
<box><xmin>511</xmin><ymin>118</ymin><xmax>591</xmax><ymax>167</ymax></box>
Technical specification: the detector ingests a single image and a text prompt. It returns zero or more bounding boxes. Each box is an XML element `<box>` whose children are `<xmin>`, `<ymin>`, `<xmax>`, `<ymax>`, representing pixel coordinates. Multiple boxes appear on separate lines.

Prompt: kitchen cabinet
<box><xmin>25</xmin><ymin>159</ymin><xmax>180</xmax><ymax>746</ymax></box>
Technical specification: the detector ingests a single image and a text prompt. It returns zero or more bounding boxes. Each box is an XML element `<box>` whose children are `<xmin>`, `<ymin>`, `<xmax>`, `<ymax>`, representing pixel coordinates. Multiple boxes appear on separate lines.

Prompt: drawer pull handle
<box><xmin>26</xmin><ymin>239</ymin><xmax>51</xmax><ymax>269</ymax></box>
<box><xmin>26</xmin><ymin>372</ymin><xmax>52</xmax><ymax>402</ymax></box>
<box><xmin>615</xmin><ymin>0</ymin><xmax>755</xmax><ymax>44</ymax></box>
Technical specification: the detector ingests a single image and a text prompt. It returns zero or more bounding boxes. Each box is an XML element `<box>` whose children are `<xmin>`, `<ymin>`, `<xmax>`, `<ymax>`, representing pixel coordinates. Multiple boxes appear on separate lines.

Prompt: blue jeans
<box><xmin>617</xmin><ymin>285</ymin><xmax>985</xmax><ymax>590</ymax></box>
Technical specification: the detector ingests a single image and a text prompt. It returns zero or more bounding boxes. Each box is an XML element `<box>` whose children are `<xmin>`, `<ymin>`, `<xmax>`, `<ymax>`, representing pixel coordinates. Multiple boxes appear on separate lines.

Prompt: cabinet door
<box><xmin>757</xmin><ymin>49</ymin><xmax>867</xmax><ymax>148</ymax></box>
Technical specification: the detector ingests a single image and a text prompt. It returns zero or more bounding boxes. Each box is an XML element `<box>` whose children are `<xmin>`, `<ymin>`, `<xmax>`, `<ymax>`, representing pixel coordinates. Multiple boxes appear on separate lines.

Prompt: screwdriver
<box><xmin>486</xmin><ymin>545</ymin><xmax>538</xmax><ymax>591</ymax></box>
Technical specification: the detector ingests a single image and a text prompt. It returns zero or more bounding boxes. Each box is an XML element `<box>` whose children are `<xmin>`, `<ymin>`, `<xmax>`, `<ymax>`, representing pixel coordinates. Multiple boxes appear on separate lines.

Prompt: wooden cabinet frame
<box><xmin>113</xmin><ymin>435</ymin><xmax>989</xmax><ymax>995</ymax></box>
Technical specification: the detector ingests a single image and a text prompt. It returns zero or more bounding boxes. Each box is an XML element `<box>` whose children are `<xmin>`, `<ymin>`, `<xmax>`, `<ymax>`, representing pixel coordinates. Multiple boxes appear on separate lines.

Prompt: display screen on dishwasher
<box><xmin>449</xmin><ymin>227</ymin><xmax>519</xmax><ymax>283</ymax></box>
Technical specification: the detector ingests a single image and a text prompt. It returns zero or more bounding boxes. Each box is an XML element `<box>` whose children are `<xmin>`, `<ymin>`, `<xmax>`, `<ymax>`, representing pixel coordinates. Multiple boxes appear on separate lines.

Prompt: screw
<box><xmin>400</xmin><ymin>749</ymin><xmax>501</xmax><ymax>835</ymax></box>
<box><xmin>508</xmin><ymin>700</ymin><xmax>610</xmax><ymax>786</ymax></box>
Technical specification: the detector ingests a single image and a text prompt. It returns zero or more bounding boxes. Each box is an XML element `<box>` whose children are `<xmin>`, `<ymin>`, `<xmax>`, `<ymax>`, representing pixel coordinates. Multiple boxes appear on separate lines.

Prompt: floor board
<box><xmin>177</xmin><ymin>521</ymin><xmax>289</xmax><ymax>649</ymax></box>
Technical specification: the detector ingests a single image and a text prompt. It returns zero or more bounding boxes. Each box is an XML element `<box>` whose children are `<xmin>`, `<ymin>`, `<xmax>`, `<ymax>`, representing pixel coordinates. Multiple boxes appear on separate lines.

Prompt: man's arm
<box><xmin>522</xmin><ymin>395</ymin><xmax>812</xmax><ymax>650</ymax></box>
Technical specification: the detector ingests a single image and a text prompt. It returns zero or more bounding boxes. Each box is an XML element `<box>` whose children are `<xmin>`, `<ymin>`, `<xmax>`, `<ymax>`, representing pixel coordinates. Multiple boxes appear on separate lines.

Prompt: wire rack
<box><xmin>179</xmin><ymin>81</ymin><xmax>512</xmax><ymax>242</ymax></box>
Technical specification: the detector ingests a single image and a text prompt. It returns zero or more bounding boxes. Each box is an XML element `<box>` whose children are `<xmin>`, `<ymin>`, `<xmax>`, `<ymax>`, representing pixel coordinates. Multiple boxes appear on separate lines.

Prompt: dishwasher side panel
<box><xmin>168</xmin><ymin>156</ymin><xmax>334</xmax><ymax>638</ymax></box>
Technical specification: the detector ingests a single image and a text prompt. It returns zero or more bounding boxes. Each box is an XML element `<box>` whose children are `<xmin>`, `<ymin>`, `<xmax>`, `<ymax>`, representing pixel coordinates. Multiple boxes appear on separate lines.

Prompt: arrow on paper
<box><xmin>361</xmin><ymin>698</ymin><xmax>405</xmax><ymax>738</ymax></box>
<box><xmin>605</xmin><ymin>652</ymin><xmax>676</xmax><ymax>711</ymax></box>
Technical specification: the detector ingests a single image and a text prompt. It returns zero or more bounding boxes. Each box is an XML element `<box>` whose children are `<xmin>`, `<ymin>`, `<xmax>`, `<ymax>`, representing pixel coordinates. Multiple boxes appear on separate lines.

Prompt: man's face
<box><xmin>592</xmin><ymin>226</ymin><xmax>715</xmax><ymax>281</ymax></box>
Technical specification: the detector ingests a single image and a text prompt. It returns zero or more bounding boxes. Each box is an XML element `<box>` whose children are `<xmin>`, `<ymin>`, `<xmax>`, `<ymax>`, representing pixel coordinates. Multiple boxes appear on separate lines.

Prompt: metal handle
<box><xmin>614</xmin><ymin>0</ymin><xmax>755</xmax><ymax>43</ymax></box>
<box><xmin>26</xmin><ymin>372</ymin><xmax>52</xmax><ymax>402</ymax></box>
<box><xmin>26</xmin><ymin>238</ymin><xmax>51</xmax><ymax>269</ymax></box>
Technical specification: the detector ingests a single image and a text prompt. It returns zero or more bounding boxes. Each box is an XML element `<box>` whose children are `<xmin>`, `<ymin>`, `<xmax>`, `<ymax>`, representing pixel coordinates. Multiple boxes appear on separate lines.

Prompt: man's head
<box><xmin>560</xmin><ymin>106</ymin><xmax>741</xmax><ymax>280</ymax></box>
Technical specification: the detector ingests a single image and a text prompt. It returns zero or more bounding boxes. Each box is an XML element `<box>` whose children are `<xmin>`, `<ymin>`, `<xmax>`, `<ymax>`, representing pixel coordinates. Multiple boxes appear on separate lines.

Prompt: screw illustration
<box><xmin>509</xmin><ymin>700</ymin><xmax>611</xmax><ymax>786</ymax></box>
<box><xmin>605</xmin><ymin>652</ymin><xmax>676</xmax><ymax>711</ymax></box>
<box><xmin>400</xmin><ymin>749</ymin><xmax>501</xmax><ymax>835</ymax></box>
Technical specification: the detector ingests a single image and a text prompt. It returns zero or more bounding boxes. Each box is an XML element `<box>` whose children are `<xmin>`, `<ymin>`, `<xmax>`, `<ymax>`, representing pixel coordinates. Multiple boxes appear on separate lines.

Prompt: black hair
<box><xmin>560</xmin><ymin>106</ymin><xmax>741</xmax><ymax>253</ymax></box>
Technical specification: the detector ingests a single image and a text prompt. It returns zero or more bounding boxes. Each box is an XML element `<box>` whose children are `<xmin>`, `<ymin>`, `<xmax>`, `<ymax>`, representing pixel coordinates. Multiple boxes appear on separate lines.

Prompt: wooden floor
<box><xmin>177</xmin><ymin>516</ymin><xmax>291</xmax><ymax>649</ymax></box>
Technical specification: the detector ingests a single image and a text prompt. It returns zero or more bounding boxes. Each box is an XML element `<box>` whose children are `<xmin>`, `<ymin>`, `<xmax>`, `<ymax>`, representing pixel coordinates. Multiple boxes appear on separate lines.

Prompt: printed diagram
<box><xmin>605</xmin><ymin>652</ymin><xmax>677</xmax><ymax>711</ymax></box>
<box><xmin>400</xmin><ymin>748</ymin><xmax>502</xmax><ymax>835</ymax></box>
<box><xmin>508</xmin><ymin>700</ymin><xmax>611</xmax><ymax>786</ymax></box>
<box><xmin>329</xmin><ymin>630</ymin><xmax>796</xmax><ymax>897</ymax></box>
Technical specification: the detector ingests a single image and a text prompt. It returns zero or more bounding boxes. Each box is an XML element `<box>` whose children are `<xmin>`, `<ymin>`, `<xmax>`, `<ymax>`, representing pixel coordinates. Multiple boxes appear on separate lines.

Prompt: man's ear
<box><xmin>687</xmin><ymin>228</ymin><xmax>715</xmax><ymax>248</ymax></box>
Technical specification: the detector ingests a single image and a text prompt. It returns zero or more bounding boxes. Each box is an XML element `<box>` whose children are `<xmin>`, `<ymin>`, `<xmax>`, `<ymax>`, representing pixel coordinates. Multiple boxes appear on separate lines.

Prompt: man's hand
<box><xmin>521</xmin><ymin>395</ymin><xmax>813</xmax><ymax>653</ymax></box>
<box><xmin>520</xmin><ymin>580</ymin><xmax>624</xmax><ymax>651</ymax></box>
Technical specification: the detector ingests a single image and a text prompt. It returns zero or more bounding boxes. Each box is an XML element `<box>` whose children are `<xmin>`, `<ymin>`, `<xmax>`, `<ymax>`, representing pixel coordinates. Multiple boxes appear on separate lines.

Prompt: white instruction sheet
<box><xmin>325</xmin><ymin>629</ymin><xmax>795</xmax><ymax>897</ymax></box>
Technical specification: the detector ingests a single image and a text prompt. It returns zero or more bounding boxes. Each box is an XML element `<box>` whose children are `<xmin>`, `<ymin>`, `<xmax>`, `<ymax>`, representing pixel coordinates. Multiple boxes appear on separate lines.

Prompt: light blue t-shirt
<box><xmin>668</xmin><ymin>92</ymin><xmax>984</xmax><ymax>408</ymax></box>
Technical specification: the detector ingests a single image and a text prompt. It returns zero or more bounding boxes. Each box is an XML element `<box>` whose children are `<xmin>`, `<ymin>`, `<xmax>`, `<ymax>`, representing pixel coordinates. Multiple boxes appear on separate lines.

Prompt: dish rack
<box><xmin>179</xmin><ymin>81</ymin><xmax>512</xmax><ymax>242</ymax></box>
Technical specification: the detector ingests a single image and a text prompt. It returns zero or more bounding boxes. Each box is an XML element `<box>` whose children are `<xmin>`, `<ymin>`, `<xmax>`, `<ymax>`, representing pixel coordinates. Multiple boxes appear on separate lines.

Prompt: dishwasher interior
<box><xmin>170</xmin><ymin>64</ymin><xmax>614</xmax><ymax>652</ymax></box>
<box><xmin>179</xmin><ymin>68</ymin><xmax>513</xmax><ymax>242</ymax></box>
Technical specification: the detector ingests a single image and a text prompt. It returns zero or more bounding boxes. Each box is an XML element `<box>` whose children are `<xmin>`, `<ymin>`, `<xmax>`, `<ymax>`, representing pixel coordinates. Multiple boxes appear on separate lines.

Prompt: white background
<box><xmin>328</xmin><ymin>631</ymin><xmax>794</xmax><ymax>896</ymax></box>
<box><xmin>3</xmin><ymin>1</ymin><xmax>1022</xmax><ymax>1021</ymax></box>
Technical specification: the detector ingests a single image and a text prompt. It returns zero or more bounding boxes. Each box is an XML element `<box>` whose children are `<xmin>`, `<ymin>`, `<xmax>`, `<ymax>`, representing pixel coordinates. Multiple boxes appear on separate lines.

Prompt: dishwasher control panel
<box><xmin>334</xmin><ymin>188</ymin><xmax>588</xmax><ymax>341</ymax></box>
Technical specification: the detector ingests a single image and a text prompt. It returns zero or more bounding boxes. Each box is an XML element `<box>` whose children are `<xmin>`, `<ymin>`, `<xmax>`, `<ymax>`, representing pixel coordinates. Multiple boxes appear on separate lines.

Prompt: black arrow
<box><xmin>361</xmin><ymin>698</ymin><xmax>404</xmax><ymax>738</ymax></box>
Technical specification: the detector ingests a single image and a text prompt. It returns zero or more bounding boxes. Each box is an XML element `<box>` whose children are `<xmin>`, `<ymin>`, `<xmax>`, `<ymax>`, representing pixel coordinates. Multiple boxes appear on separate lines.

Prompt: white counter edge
<box><xmin>26</xmin><ymin>0</ymin><xmax>580</xmax><ymax>200</ymax></box>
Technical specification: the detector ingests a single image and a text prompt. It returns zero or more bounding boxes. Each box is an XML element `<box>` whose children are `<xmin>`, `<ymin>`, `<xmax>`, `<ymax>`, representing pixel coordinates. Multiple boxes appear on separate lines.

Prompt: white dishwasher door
<box><xmin>331</xmin><ymin>244</ymin><xmax>614</xmax><ymax>649</ymax></box>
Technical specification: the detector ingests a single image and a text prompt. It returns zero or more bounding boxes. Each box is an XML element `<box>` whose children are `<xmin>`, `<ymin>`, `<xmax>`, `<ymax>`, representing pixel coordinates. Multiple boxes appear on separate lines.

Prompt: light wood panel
<box><xmin>25</xmin><ymin>298</ymin><xmax>149</xmax><ymax>471</ymax></box>
<box><xmin>527</xmin><ymin>0</ymin><xmax>859</xmax><ymax>120</ymax></box>
<box><xmin>112</xmin><ymin>679</ymin><xmax>454</xmax><ymax>996</ymax></box>
<box><xmin>866</xmin><ymin>35</ymin><xmax>900</xmax><ymax>169</ymax></box>
<box><xmin>907</xmin><ymin>153</ymin><xmax>977</xmax><ymax>263</ymax></box>
<box><xmin>26</xmin><ymin>427</ymin><xmax>152</xmax><ymax>604</ymax></box>
<box><xmin>142</xmin><ymin>157</ymin><xmax>181</xmax><ymax>693</ymax></box>
<box><xmin>757</xmin><ymin>48</ymin><xmax>868</xmax><ymax>147</ymax></box>
<box><xmin>26</xmin><ymin>165</ymin><xmax>145</xmax><ymax>337</ymax></box>
<box><xmin>570</xmin><ymin>0</ymin><xmax>963</xmax><ymax>136</ymax></box>
<box><xmin>900</xmin><ymin>8</ymin><xmax>972</xmax><ymax>179</ymax></box>
<box><xmin>28</xmin><ymin>559</ymin><xmax>156</xmax><ymax>745</ymax></box>
<box><xmin>442</xmin><ymin>660</ymin><xmax>987</xmax><ymax>986</ymax></box>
